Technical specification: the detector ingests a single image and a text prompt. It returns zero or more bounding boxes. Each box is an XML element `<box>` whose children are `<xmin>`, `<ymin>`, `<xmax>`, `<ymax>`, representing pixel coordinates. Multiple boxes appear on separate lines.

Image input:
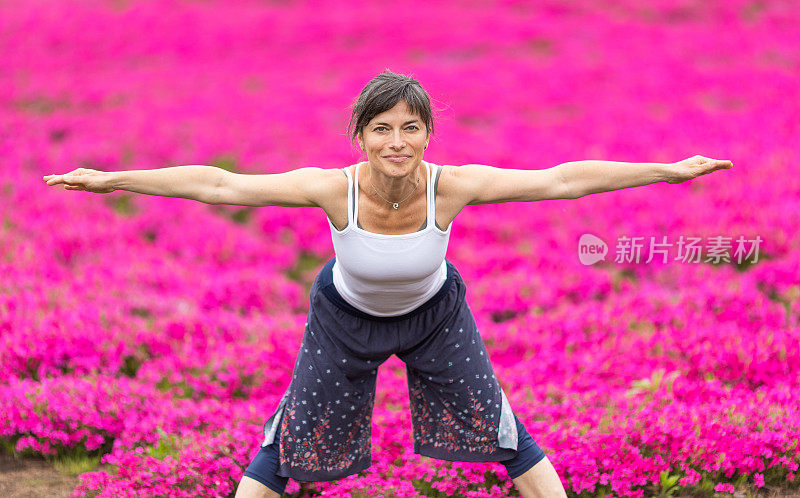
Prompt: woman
<box><xmin>43</xmin><ymin>70</ymin><xmax>732</xmax><ymax>498</ymax></box>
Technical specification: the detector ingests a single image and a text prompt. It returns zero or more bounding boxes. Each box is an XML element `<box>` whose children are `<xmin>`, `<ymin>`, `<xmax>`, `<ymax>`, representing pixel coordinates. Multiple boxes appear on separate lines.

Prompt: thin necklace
<box><xmin>370</xmin><ymin>176</ymin><xmax>420</xmax><ymax>210</ymax></box>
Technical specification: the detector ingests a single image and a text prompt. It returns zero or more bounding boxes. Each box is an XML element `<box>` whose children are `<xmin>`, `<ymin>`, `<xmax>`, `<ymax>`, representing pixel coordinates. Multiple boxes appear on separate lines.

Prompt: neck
<box><xmin>365</xmin><ymin>161</ymin><xmax>424</xmax><ymax>202</ymax></box>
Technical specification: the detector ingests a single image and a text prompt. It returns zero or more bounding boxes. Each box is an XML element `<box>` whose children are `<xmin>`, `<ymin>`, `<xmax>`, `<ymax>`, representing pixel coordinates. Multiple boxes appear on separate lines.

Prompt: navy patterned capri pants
<box><xmin>244</xmin><ymin>257</ymin><xmax>545</xmax><ymax>494</ymax></box>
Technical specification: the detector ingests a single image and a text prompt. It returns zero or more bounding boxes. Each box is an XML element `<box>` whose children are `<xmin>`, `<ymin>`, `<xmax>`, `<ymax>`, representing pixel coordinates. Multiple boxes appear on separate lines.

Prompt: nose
<box><xmin>389</xmin><ymin>130</ymin><xmax>405</xmax><ymax>149</ymax></box>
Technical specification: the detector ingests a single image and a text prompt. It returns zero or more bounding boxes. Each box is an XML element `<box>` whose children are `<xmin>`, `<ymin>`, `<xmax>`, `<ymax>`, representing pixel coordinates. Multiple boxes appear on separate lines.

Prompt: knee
<box><xmin>500</xmin><ymin>414</ymin><xmax>546</xmax><ymax>479</ymax></box>
<box><xmin>242</xmin><ymin>416</ymin><xmax>288</xmax><ymax>497</ymax></box>
<box><xmin>236</xmin><ymin>475</ymin><xmax>282</xmax><ymax>498</ymax></box>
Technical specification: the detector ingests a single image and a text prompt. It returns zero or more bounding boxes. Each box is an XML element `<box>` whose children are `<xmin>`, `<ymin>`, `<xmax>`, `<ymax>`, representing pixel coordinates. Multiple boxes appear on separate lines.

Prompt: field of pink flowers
<box><xmin>2</xmin><ymin>0</ymin><xmax>799</xmax><ymax>496</ymax></box>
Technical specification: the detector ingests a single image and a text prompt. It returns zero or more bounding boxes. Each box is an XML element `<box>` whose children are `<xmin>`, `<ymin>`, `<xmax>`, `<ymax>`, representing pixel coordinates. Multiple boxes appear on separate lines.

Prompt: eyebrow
<box><xmin>372</xmin><ymin>120</ymin><xmax>420</xmax><ymax>127</ymax></box>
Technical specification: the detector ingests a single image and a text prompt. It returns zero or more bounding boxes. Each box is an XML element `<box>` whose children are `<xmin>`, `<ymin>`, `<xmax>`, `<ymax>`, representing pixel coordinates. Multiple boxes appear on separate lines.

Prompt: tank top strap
<box><xmin>425</xmin><ymin>163</ymin><xmax>433</xmax><ymax>222</ymax></box>
<box><xmin>426</xmin><ymin>162</ymin><xmax>434</xmax><ymax>223</ymax></box>
<box><xmin>353</xmin><ymin>162</ymin><xmax>361</xmax><ymax>225</ymax></box>
<box><xmin>343</xmin><ymin>166</ymin><xmax>354</xmax><ymax>226</ymax></box>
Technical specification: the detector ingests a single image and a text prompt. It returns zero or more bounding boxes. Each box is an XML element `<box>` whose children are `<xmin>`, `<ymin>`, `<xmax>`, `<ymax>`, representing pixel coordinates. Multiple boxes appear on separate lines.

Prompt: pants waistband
<box><xmin>317</xmin><ymin>257</ymin><xmax>456</xmax><ymax>323</ymax></box>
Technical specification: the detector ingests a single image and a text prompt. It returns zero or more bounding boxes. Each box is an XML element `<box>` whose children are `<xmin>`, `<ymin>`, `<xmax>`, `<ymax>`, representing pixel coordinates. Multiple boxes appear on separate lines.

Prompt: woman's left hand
<box><xmin>666</xmin><ymin>155</ymin><xmax>733</xmax><ymax>183</ymax></box>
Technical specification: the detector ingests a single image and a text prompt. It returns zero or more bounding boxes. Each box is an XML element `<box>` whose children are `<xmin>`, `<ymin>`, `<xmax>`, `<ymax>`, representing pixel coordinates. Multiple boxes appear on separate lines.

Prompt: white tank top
<box><xmin>328</xmin><ymin>161</ymin><xmax>452</xmax><ymax>316</ymax></box>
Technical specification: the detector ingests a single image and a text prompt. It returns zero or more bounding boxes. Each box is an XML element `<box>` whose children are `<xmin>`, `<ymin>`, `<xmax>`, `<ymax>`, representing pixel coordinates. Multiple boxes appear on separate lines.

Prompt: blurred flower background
<box><xmin>1</xmin><ymin>0</ymin><xmax>799</xmax><ymax>496</ymax></box>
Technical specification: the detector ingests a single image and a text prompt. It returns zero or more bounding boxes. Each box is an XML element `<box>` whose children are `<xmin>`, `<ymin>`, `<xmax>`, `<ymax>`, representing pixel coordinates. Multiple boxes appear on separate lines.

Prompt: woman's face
<box><xmin>358</xmin><ymin>100</ymin><xmax>429</xmax><ymax>178</ymax></box>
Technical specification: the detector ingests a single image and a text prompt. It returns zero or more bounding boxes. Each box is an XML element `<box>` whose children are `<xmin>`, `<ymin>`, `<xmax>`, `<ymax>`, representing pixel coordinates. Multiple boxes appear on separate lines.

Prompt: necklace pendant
<box><xmin>392</xmin><ymin>203</ymin><xmax>399</xmax><ymax>210</ymax></box>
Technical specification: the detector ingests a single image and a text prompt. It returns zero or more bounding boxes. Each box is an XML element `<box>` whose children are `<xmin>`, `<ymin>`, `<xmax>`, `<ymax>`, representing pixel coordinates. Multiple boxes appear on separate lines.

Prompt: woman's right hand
<box><xmin>43</xmin><ymin>168</ymin><xmax>116</xmax><ymax>193</ymax></box>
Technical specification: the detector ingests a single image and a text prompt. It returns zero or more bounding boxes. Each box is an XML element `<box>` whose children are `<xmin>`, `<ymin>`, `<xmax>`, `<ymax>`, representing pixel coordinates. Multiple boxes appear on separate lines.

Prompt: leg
<box><xmin>234</xmin><ymin>475</ymin><xmax>281</xmax><ymax>498</ymax></box>
<box><xmin>258</xmin><ymin>284</ymin><xmax>388</xmax><ymax>481</ymax></box>
<box><xmin>239</xmin><ymin>413</ymin><xmax>289</xmax><ymax>497</ymax></box>
<box><xmin>400</xmin><ymin>338</ymin><xmax>518</xmax><ymax>461</ymax></box>
<box><xmin>397</xmin><ymin>288</ymin><xmax>518</xmax><ymax>461</ymax></box>
<box><xmin>501</xmin><ymin>413</ymin><xmax>567</xmax><ymax>497</ymax></box>
<box><xmin>511</xmin><ymin>456</ymin><xmax>568</xmax><ymax>498</ymax></box>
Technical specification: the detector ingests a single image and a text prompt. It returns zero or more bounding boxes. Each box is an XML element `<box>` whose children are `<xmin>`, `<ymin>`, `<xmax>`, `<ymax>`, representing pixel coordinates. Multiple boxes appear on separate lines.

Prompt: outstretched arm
<box><xmin>557</xmin><ymin>155</ymin><xmax>733</xmax><ymax>198</ymax></box>
<box><xmin>43</xmin><ymin>165</ymin><xmax>226</xmax><ymax>202</ymax></box>
<box><xmin>43</xmin><ymin>165</ymin><xmax>339</xmax><ymax>207</ymax></box>
<box><xmin>454</xmin><ymin>154</ymin><xmax>733</xmax><ymax>205</ymax></box>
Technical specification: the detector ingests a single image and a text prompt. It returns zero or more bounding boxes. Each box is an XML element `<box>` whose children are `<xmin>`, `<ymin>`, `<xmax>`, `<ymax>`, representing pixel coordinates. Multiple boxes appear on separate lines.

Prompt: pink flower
<box><xmin>753</xmin><ymin>473</ymin><xmax>765</xmax><ymax>488</ymax></box>
<box><xmin>679</xmin><ymin>468</ymin><xmax>701</xmax><ymax>486</ymax></box>
<box><xmin>714</xmin><ymin>483</ymin><xmax>735</xmax><ymax>493</ymax></box>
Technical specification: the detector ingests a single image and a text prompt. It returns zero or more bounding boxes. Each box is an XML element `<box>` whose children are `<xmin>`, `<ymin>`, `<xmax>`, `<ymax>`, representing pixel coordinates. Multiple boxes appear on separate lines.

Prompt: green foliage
<box><xmin>658</xmin><ymin>469</ymin><xmax>681</xmax><ymax>496</ymax></box>
<box><xmin>118</xmin><ymin>343</ymin><xmax>150</xmax><ymax>378</ymax></box>
<box><xmin>410</xmin><ymin>475</ymin><xmax>449</xmax><ymax>498</ymax></box>
<box><xmin>231</xmin><ymin>373</ymin><xmax>256</xmax><ymax>399</ymax></box>
<box><xmin>155</xmin><ymin>377</ymin><xmax>196</xmax><ymax>399</ymax></box>
<box><xmin>119</xmin><ymin>354</ymin><xmax>141</xmax><ymax>378</ymax></box>
<box><xmin>625</xmin><ymin>368</ymin><xmax>679</xmax><ymax>399</ymax></box>
<box><xmin>210</xmin><ymin>155</ymin><xmax>241</xmax><ymax>173</ymax></box>
<box><xmin>609</xmin><ymin>267</ymin><xmax>638</xmax><ymax>292</ymax></box>
<box><xmin>287</xmin><ymin>251</ymin><xmax>324</xmax><ymax>282</ymax></box>
<box><xmin>24</xmin><ymin>357</ymin><xmax>42</xmax><ymax>381</ymax></box>
<box><xmin>698</xmin><ymin>476</ymin><xmax>716</xmax><ymax>496</ymax></box>
<box><xmin>15</xmin><ymin>96</ymin><xmax>67</xmax><ymax>114</ymax></box>
<box><xmin>2</xmin><ymin>214</ymin><xmax>16</xmax><ymax>231</ymax></box>
<box><xmin>286</xmin><ymin>251</ymin><xmax>325</xmax><ymax>296</ymax></box>
<box><xmin>105</xmin><ymin>193</ymin><xmax>137</xmax><ymax>216</ymax></box>
<box><xmin>0</xmin><ymin>438</ymin><xmax>19</xmax><ymax>455</ymax></box>
<box><xmin>230</xmin><ymin>207</ymin><xmax>252</xmax><ymax>224</ymax></box>
<box><xmin>52</xmin><ymin>453</ymin><xmax>101</xmax><ymax>476</ymax></box>
<box><xmin>129</xmin><ymin>306</ymin><xmax>152</xmax><ymax>319</ymax></box>
<box><xmin>156</xmin><ymin>362</ymin><xmax>258</xmax><ymax>400</ymax></box>
<box><xmin>2</xmin><ymin>432</ymin><xmax>114</xmax><ymax>468</ymax></box>
<box><xmin>594</xmin><ymin>484</ymin><xmax>612</xmax><ymax>498</ymax></box>
<box><xmin>148</xmin><ymin>427</ymin><xmax>181</xmax><ymax>460</ymax></box>
<box><xmin>490</xmin><ymin>309</ymin><xmax>523</xmax><ymax>323</ymax></box>
<box><xmin>211</xmin><ymin>204</ymin><xmax>253</xmax><ymax>224</ymax></box>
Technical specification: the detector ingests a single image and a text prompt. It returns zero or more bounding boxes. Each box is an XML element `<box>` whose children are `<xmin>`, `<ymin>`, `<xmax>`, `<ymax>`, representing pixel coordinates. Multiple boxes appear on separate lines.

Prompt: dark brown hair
<box><xmin>347</xmin><ymin>69</ymin><xmax>435</xmax><ymax>148</ymax></box>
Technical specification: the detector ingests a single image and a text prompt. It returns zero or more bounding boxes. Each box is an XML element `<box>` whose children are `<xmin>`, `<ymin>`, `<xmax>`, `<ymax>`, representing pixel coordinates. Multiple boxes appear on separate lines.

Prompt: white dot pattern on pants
<box><xmin>265</xmin><ymin>270</ymin><xmax>524</xmax><ymax>471</ymax></box>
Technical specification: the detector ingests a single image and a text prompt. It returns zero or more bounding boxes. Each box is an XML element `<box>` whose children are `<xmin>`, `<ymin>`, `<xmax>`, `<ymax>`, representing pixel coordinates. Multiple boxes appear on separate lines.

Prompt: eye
<box><xmin>374</xmin><ymin>126</ymin><xmax>387</xmax><ymax>132</ymax></box>
<box><xmin>407</xmin><ymin>125</ymin><xmax>419</xmax><ymax>131</ymax></box>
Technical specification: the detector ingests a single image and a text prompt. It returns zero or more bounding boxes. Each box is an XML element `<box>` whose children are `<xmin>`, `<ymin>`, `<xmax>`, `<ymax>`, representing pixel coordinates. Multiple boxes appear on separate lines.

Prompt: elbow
<box><xmin>206</xmin><ymin>169</ymin><xmax>229</xmax><ymax>205</ymax></box>
<box><xmin>560</xmin><ymin>182</ymin><xmax>580</xmax><ymax>199</ymax></box>
<box><xmin>555</xmin><ymin>167</ymin><xmax>579</xmax><ymax>199</ymax></box>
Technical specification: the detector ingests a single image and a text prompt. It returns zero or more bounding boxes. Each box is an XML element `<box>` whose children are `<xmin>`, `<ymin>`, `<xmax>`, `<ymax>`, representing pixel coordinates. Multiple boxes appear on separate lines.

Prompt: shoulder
<box><xmin>434</xmin><ymin>163</ymin><xmax>478</xmax><ymax>187</ymax></box>
<box><xmin>431</xmin><ymin>163</ymin><xmax>479</xmax><ymax>204</ymax></box>
<box><xmin>423</xmin><ymin>162</ymin><xmax>476</xmax><ymax>217</ymax></box>
<box><xmin>433</xmin><ymin>162</ymin><xmax>524</xmax><ymax>205</ymax></box>
<box><xmin>304</xmin><ymin>165</ymin><xmax>349</xmax><ymax>208</ymax></box>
